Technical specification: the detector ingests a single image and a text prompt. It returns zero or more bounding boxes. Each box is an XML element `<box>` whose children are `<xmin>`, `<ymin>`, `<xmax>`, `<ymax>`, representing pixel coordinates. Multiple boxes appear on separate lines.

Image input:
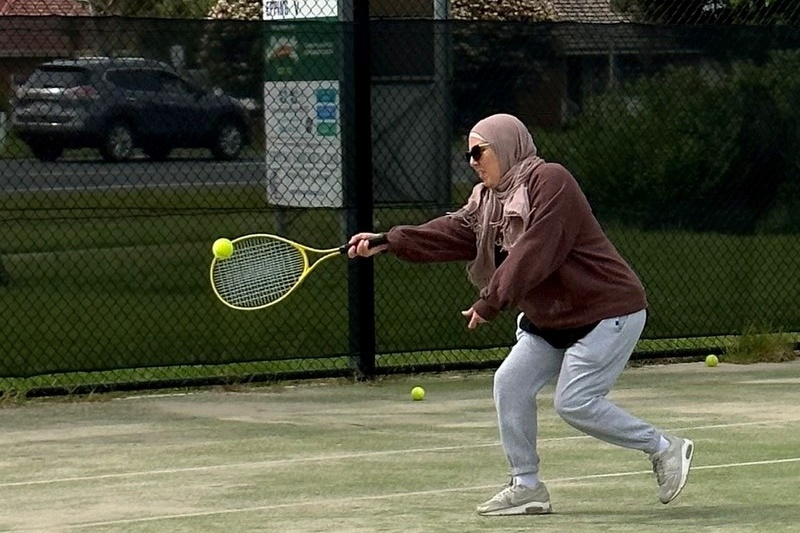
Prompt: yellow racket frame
<box><xmin>210</xmin><ymin>233</ymin><xmax>386</xmax><ymax>311</ymax></box>
<box><xmin>210</xmin><ymin>234</ymin><xmax>346</xmax><ymax>311</ymax></box>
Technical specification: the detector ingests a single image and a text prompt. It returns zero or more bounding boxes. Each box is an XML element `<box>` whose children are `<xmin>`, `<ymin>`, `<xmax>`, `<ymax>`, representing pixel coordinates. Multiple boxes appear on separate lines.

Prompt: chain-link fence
<box><xmin>1</xmin><ymin>3</ymin><xmax>799</xmax><ymax>394</ymax></box>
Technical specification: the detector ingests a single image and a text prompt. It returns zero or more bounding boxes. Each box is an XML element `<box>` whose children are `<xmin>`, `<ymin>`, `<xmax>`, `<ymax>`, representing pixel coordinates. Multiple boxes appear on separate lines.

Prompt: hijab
<box><xmin>448</xmin><ymin>114</ymin><xmax>545</xmax><ymax>289</ymax></box>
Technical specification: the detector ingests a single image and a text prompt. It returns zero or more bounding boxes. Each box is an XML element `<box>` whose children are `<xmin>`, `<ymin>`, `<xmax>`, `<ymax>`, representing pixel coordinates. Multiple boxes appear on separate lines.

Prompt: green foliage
<box><xmin>197</xmin><ymin>18</ymin><xmax>263</xmax><ymax>98</ymax></box>
<box><xmin>724</xmin><ymin>323</ymin><xmax>797</xmax><ymax>364</ymax></box>
<box><xmin>542</xmin><ymin>50</ymin><xmax>800</xmax><ymax>233</ymax></box>
<box><xmin>567</xmin><ymin>66</ymin><xmax>737</xmax><ymax>227</ymax></box>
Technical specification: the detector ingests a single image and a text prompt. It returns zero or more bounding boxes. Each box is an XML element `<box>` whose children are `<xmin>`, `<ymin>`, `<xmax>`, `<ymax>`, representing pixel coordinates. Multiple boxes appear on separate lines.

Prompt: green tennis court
<box><xmin>2</xmin><ymin>359</ymin><xmax>799</xmax><ymax>532</ymax></box>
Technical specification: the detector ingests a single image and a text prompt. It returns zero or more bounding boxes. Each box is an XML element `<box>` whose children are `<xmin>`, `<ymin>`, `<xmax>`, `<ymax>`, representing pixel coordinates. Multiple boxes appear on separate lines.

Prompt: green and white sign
<box><xmin>263</xmin><ymin>1</ymin><xmax>342</xmax><ymax>207</ymax></box>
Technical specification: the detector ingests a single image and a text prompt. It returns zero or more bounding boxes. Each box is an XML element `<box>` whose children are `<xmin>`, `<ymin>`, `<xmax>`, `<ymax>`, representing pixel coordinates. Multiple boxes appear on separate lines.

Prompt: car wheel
<box><xmin>143</xmin><ymin>144</ymin><xmax>172</xmax><ymax>161</ymax></box>
<box><xmin>100</xmin><ymin>122</ymin><xmax>135</xmax><ymax>162</ymax></box>
<box><xmin>210</xmin><ymin>122</ymin><xmax>245</xmax><ymax>160</ymax></box>
<box><xmin>29</xmin><ymin>143</ymin><xmax>64</xmax><ymax>162</ymax></box>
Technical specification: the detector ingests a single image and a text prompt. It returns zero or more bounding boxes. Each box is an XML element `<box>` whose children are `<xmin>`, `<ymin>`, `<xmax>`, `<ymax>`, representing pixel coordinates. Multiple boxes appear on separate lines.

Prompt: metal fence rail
<box><xmin>1</xmin><ymin>11</ymin><xmax>799</xmax><ymax>393</ymax></box>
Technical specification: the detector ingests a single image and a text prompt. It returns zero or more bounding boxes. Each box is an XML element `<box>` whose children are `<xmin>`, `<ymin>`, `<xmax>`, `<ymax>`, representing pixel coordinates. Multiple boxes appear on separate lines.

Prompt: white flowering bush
<box><xmin>206</xmin><ymin>0</ymin><xmax>559</xmax><ymax>21</ymax></box>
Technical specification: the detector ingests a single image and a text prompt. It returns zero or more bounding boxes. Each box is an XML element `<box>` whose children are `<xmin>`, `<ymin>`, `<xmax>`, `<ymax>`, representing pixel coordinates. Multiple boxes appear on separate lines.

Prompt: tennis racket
<box><xmin>210</xmin><ymin>233</ymin><xmax>387</xmax><ymax>310</ymax></box>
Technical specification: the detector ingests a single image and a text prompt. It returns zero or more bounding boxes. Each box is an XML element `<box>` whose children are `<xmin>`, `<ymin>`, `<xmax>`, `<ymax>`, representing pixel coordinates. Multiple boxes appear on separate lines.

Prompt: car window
<box><xmin>26</xmin><ymin>67</ymin><xmax>91</xmax><ymax>89</ymax></box>
<box><xmin>158</xmin><ymin>72</ymin><xmax>196</xmax><ymax>95</ymax></box>
<box><xmin>106</xmin><ymin>69</ymin><xmax>163</xmax><ymax>92</ymax></box>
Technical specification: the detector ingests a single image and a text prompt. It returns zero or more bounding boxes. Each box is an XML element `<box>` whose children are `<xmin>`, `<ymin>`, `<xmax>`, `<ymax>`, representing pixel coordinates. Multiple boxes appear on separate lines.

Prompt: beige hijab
<box><xmin>449</xmin><ymin>114</ymin><xmax>545</xmax><ymax>289</ymax></box>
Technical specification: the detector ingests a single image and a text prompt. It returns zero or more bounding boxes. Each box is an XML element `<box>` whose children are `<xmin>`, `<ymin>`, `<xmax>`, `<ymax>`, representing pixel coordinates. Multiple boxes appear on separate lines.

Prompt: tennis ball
<box><xmin>212</xmin><ymin>238</ymin><xmax>234</xmax><ymax>259</ymax></box>
<box><xmin>705</xmin><ymin>354</ymin><xmax>719</xmax><ymax>367</ymax></box>
<box><xmin>411</xmin><ymin>386</ymin><xmax>425</xmax><ymax>401</ymax></box>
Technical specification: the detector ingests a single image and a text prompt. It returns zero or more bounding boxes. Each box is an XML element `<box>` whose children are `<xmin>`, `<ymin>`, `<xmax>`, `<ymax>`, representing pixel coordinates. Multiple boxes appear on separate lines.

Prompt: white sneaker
<box><xmin>476</xmin><ymin>481</ymin><xmax>552</xmax><ymax>516</ymax></box>
<box><xmin>650</xmin><ymin>435</ymin><xmax>694</xmax><ymax>504</ymax></box>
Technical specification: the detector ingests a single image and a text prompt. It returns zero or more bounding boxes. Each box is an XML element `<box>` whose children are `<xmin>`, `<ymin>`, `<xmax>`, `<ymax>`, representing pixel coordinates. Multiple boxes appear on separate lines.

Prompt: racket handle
<box><xmin>338</xmin><ymin>234</ymin><xmax>388</xmax><ymax>254</ymax></box>
<box><xmin>367</xmin><ymin>234</ymin><xmax>389</xmax><ymax>247</ymax></box>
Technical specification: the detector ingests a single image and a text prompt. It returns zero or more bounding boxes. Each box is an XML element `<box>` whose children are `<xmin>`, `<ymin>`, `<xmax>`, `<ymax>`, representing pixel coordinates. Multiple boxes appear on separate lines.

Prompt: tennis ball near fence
<box><xmin>705</xmin><ymin>354</ymin><xmax>719</xmax><ymax>367</ymax></box>
<box><xmin>212</xmin><ymin>238</ymin><xmax>234</xmax><ymax>260</ymax></box>
<box><xmin>411</xmin><ymin>386</ymin><xmax>425</xmax><ymax>401</ymax></box>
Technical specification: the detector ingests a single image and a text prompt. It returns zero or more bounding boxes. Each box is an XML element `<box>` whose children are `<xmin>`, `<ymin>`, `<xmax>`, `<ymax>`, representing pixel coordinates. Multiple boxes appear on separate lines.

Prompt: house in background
<box><xmin>513</xmin><ymin>0</ymin><xmax>700</xmax><ymax>127</ymax></box>
<box><xmin>452</xmin><ymin>0</ymin><xmax>700</xmax><ymax>128</ymax></box>
<box><xmin>0</xmin><ymin>0</ymin><xmax>90</xmax><ymax>108</ymax></box>
<box><xmin>1</xmin><ymin>0</ymin><xmax>701</xmax><ymax>129</ymax></box>
<box><xmin>0</xmin><ymin>0</ymin><xmax>152</xmax><ymax>113</ymax></box>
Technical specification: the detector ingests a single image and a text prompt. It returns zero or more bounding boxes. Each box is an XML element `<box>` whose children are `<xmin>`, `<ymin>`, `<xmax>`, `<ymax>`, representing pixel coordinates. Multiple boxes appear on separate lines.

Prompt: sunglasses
<box><xmin>464</xmin><ymin>143</ymin><xmax>490</xmax><ymax>164</ymax></box>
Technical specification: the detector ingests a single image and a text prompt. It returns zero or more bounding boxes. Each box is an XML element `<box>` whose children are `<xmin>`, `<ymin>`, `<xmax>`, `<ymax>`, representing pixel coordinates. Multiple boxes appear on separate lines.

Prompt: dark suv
<box><xmin>10</xmin><ymin>57</ymin><xmax>251</xmax><ymax>162</ymax></box>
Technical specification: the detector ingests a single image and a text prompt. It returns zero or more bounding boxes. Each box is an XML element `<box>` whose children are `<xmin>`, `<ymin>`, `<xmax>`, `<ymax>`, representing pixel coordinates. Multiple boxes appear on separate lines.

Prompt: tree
<box><xmin>613</xmin><ymin>0</ymin><xmax>800</xmax><ymax>25</ymax></box>
<box><xmin>76</xmin><ymin>0</ymin><xmax>217</xmax><ymax>18</ymax></box>
<box><xmin>204</xmin><ymin>0</ymin><xmax>561</xmax><ymax>22</ymax></box>
<box><xmin>207</xmin><ymin>0</ymin><xmax>260</xmax><ymax>20</ymax></box>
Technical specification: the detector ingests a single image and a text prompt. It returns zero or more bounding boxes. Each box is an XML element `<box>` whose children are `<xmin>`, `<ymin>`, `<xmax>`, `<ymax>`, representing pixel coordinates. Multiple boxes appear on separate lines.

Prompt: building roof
<box><xmin>0</xmin><ymin>0</ymin><xmax>90</xmax><ymax>16</ymax></box>
<box><xmin>451</xmin><ymin>0</ymin><xmax>632</xmax><ymax>23</ymax></box>
<box><xmin>548</xmin><ymin>0</ymin><xmax>632</xmax><ymax>23</ymax></box>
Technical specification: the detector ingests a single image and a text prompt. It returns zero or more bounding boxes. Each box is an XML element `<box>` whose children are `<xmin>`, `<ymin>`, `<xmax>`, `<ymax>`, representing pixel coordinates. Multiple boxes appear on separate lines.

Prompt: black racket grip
<box><xmin>339</xmin><ymin>234</ymin><xmax>388</xmax><ymax>254</ymax></box>
<box><xmin>367</xmin><ymin>234</ymin><xmax>389</xmax><ymax>247</ymax></box>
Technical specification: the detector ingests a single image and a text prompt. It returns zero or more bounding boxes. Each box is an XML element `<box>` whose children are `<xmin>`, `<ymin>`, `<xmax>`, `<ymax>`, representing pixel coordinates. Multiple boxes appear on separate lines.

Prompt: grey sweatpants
<box><xmin>493</xmin><ymin>309</ymin><xmax>662</xmax><ymax>477</ymax></box>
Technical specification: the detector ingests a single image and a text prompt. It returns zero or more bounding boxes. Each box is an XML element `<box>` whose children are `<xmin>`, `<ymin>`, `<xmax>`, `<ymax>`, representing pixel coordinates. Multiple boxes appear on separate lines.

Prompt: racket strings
<box><xmin>212</xmin><ymin>238</ymin><xmax>306</xmax><ymax>308</ymax></box>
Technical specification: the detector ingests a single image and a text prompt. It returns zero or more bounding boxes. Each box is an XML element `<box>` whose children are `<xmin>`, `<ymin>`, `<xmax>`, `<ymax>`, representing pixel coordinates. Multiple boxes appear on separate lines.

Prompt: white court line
<box><xmin>64</xmin><ymin>456</ymin><xmax>800</xmax><ymax>530</ymax></box>
<box><xmin>1</xmin><ymin>418</ymin><xmax>797</xmax><ymax>489</ymax></box>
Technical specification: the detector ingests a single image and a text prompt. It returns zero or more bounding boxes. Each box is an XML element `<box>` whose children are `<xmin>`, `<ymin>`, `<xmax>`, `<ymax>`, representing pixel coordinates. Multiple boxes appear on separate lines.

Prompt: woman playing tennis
<box><xmin>347</xmin><ymin>113</ymin><xmax>693</xmax><ymax>516</ymax></box>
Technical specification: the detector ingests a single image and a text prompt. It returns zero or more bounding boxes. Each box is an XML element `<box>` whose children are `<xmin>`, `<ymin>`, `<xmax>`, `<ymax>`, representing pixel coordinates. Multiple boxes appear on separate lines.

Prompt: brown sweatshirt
<box><xmin>385</xmin><ymin>162</ymin><xmax>647</xmax><ymax>330</ymax></box>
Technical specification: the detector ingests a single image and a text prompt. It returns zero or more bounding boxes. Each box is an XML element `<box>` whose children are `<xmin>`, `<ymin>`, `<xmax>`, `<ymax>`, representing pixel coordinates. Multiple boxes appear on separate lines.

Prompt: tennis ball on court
<box><xmin>212</xmin><ymin>238</ymin><xmax>234</xmax><ymax>259</ymax></box>
<box><xmin>705</xmin><ymin>354</ymin><xmax>719</xmax><ymax>367</ymax></box>
<box><xmin>411</xmin><ymin>386</ymin><xmax>425</xmax><ymax>401</ymax></box>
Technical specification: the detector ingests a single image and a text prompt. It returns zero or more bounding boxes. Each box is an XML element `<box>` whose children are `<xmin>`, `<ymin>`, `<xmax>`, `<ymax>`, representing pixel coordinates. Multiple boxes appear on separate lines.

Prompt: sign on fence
<box><xmin>263</xmin><ymin>0</ymin><xmax>342</xmax><ymax>208</ymax></box>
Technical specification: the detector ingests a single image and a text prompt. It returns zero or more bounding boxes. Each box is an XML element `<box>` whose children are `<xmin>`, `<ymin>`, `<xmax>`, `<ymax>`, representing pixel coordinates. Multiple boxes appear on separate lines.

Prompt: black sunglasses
<box><xmin>464</xmin><ymin>143</ymin><xmax>490</xmax><ymax>164</ymax></box>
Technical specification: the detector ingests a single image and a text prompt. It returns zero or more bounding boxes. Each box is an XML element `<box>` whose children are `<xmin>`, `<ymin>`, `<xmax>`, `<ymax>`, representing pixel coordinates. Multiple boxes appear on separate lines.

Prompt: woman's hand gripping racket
<box><xmin>210</xmin><ymin>233</ymin><xmax>388</xmax><ymax>310</ymax></box>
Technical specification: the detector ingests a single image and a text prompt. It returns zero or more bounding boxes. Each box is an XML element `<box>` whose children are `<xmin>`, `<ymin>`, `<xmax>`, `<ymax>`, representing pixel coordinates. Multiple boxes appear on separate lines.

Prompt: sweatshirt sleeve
<box><xmin>386</xmin><ymin>215</ymin><xmax>477</xmax><ymax>263</ymax></box>
<box><xmin>471</xmin><ymin>165</ymin><xmax>586</xmax><ymax>321</ymax></box>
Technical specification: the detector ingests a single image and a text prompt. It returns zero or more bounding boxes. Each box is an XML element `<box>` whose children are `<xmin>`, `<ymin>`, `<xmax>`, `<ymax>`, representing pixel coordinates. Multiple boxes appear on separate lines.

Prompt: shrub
<box><xmin>724</xmin><ymin>324</ymin><xmax>797</xmax><ymax>364</ymax></box>
<box><xmin>543</xmin><ymin>51</ymin><xmax>800</xmax><ymax>234</ymax></box>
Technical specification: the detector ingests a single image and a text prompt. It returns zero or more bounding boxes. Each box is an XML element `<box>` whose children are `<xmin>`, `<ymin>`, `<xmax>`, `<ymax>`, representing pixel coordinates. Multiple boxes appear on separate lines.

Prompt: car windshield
<box><xmin>26</xmin><ymin>66</ymin><xmax>91</xmax><ymax>89</ymax></box>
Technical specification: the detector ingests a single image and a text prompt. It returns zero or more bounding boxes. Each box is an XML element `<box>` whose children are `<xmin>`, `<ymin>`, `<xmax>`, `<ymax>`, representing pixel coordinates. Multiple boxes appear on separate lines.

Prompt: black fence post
<box><xmin>342</xmin><ymin>0</ymin><xmax>375</xmax><ymax>378</ymax></box>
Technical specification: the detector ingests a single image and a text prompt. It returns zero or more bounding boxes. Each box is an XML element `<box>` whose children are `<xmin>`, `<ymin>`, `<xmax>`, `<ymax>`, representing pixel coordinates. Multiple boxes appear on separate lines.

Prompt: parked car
<box><xmin>10</xmin><ymin>57</ymin><xmax>252</xmax><ymax>162</ymax></box>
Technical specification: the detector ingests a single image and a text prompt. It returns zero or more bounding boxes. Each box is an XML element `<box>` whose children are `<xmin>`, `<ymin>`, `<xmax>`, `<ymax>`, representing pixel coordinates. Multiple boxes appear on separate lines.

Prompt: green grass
<box><xmin>608</xmin><ymin>228</ymin><xmax>800</xmax><ymax>338</ymax></box>
<box><xmin>1</xmin><ymin>186</ymin><xmax>799</xmax><ymax>388</ymax></box>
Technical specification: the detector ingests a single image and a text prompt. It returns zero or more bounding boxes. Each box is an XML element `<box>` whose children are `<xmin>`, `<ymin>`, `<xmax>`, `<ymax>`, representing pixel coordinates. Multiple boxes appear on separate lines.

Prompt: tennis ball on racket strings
<box><xmin>411</xmin><ymin>386</ymin><xmax>425</xmax><ymax>401</ymax></box>
<box><xmin>705</xmin><ymin>354</ymin><xmax>719</xmax><ymax>367</ymax></box>
<box><xmin>212</xmin><ymin>238</ymin><xmax>234</xmax><ymax>259</ymax></box>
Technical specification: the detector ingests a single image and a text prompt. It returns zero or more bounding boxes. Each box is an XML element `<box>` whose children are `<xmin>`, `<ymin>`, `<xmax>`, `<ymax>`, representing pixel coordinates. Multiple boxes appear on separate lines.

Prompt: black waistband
<box><xmin>518</xmin><ymin>315</ymin><xmax>600</xmax><ymax>349</ymax></box>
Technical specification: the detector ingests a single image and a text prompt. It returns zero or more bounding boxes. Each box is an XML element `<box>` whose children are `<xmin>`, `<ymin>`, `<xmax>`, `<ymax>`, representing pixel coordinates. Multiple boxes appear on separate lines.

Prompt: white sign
<box><xmin>262</xmin><ymin>0</ymin><xmax>337</xmax><ymax>20</ymax></box>
<box><xmin>264</xmin><ymin>80</ymin><xmax>342</xmax><ymax>207</ymax></box>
